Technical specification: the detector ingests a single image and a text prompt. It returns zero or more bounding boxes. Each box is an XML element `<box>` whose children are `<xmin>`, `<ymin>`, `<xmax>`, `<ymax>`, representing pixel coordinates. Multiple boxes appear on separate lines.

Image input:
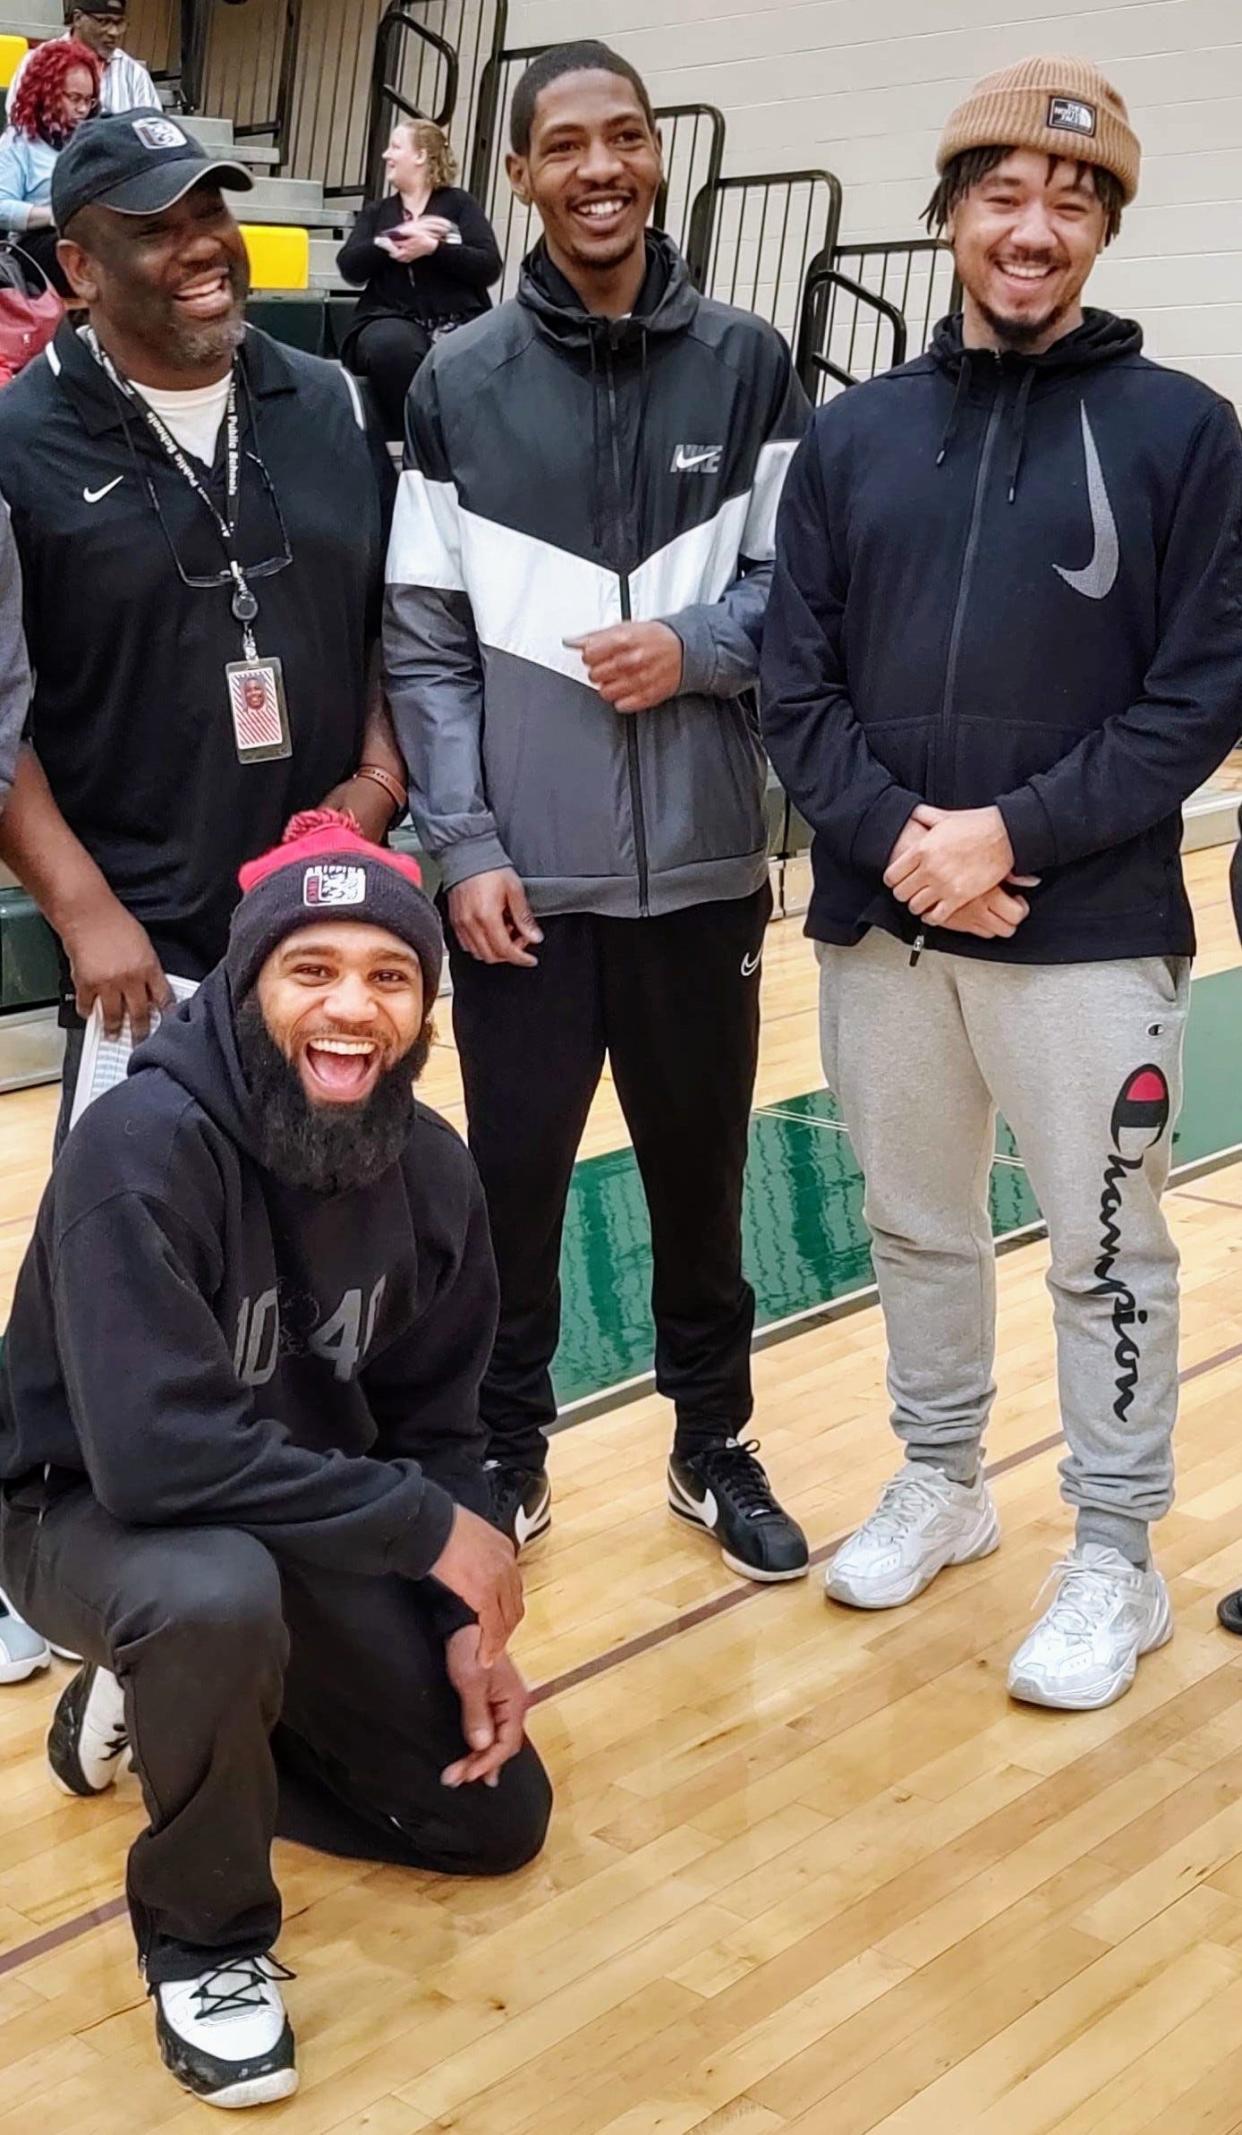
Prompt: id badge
<box><xmin>226</xmin><ymin>657</ymin><xmax>292</xmax><ymax>763</ymax></box>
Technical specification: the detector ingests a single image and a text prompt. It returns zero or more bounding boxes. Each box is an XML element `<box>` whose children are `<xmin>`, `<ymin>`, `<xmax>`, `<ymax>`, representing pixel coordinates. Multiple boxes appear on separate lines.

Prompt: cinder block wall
<box><xmin>512</xmin><ymin>0</ymin><xmax>1242</xmax><ymax>402</ymax></box>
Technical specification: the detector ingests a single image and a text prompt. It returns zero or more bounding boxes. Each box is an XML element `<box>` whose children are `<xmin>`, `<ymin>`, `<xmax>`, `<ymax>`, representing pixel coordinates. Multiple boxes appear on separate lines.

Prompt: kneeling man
<box><xmin>0</xmin><ymin>810</ymin><xmax>550</xmax><ymax>2111</ymax></box>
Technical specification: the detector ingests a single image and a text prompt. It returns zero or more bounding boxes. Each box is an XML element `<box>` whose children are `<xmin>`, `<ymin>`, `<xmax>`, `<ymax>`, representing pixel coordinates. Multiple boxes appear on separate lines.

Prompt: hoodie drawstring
<box><xmin>935</xmin><ymin>352</ymin><xmax>1036</xmax><ymax>504</ymax></box>
<box><xmin>1006</xmin><ymin>364</ymin><xmax>1036</xmax><ymax>504</ymax></box>
<box><xmin>936</xmin><ymin>350</ymin><xmax>972</xmax><ymax>466</ymax></box>
<box><xmin>588</xmin><ymin>329</ymin><xmax>604</xmax><ymax>554</ymax></box>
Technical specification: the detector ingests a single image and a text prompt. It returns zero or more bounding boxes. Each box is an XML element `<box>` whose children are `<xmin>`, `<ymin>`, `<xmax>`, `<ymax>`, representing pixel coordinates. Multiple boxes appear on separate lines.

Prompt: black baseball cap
<box><xmin>52</xmin><ymin>109</ymin><xmax>253</xmax><ymax>232</ymax></box>
<box><xmin>71</xmin><ymin>2</ymin><xmax>129</xmax><ymax>16</ymax></box>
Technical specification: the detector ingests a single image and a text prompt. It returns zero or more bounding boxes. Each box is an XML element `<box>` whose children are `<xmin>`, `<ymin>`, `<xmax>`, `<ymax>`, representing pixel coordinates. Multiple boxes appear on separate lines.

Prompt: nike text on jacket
<box><xmin>760</xmin><ymin>310</ymin><xmax>1242</xmax><ymax>963</ymax></box>
<box><xmin>0</xmin><ymin>971</ymin><xmax>497</xmax><ymax>1612</ymax></box>
<box><xmin>383</xmin><ymin>234</ymin><xmax>809</xmax><ymax>918</ymax></box>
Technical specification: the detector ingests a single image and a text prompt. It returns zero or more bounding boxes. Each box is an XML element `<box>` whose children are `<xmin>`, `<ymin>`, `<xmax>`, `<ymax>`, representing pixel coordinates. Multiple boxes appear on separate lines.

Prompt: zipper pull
<box><xmin>909</xmin><ymin>932</ymin><xmax>925</xmax><ymax>968</ymax></box>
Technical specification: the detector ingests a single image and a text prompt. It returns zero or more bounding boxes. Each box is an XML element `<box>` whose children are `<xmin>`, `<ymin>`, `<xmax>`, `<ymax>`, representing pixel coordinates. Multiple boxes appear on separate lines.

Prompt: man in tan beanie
<box><xmin>763</xmin><ymin>58</ymin><xmax>1242</xmax><ymax>1709</ymax></box>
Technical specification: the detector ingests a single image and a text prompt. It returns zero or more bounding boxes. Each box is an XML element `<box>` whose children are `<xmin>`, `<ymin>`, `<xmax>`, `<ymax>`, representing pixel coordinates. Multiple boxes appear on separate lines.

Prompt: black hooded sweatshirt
<box><xmin>0</xmin><ymin>969</ymin><xmax>495</xmax><ymax>1611</ymax></box>
<box><xmin>762</xmin><ymin>310</ymin><xmax>1242</xmax><ymax>961</ymax></box>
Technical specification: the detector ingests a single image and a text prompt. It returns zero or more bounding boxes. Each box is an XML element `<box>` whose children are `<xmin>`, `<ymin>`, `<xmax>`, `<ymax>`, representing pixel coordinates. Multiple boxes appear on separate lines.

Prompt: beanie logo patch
<box><xmin>1047</xmin><ymin>96</ymin><xmax>1096</xmax><ymax>138</ymax></box>
<box><xmin>303</xmin><ymin>864</ymin><xmax>366</xmax><ymax>908</ymax></box>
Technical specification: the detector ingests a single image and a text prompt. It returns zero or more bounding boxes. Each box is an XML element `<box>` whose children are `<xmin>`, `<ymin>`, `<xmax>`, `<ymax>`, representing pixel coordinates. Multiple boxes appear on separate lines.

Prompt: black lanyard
<box><xmin>85</xmin><ymin>328</ymin><xmax>262</xmax><ymax>659</ymax></box>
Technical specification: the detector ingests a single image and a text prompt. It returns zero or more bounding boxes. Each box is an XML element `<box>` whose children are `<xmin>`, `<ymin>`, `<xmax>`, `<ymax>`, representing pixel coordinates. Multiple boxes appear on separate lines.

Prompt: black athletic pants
<box><xmin>346</xmin><ymin>316</ymin><xmax>433</xmax><ymax>439</ymax></box>
<box><xmin>447</xmin><ymin>885</ymin><xmax>772</xmax><ymax>1472</ymax></box>
<box><xmin>0</xmin><ymin>1480</ymin><xmax>552</xmax><ymax>1983</ymax></box>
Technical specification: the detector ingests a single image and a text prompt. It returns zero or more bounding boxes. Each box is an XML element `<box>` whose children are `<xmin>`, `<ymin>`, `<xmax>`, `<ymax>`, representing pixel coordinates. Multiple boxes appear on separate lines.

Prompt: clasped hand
<box><xmin>884</xmin><ymin>805</ymin><xmax>1038</xmax><ymax>940</ymax></box>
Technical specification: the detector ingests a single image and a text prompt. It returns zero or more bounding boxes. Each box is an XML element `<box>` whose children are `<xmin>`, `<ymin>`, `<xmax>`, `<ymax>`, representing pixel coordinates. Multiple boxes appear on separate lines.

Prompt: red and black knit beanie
<box><xmin>225</xmin><ymin>809</ymin><xmax>443</xmax><ymax>1006</ymax></box>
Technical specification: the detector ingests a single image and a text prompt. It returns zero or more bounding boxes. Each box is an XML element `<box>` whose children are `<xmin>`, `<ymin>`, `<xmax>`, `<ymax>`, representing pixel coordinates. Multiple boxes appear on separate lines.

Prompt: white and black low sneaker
<box><xmin>153</xmin><ymin>1954</ymin><xmax>297</xmax><ymax>2110</ymax></box>
<box><xmin>484</xmin><ymin>1461</ymin><xmax>552</xmax><ymax>1553</ymax></box>
<box><xmin>668</xmin><ymin>1438</ymin><xmax>809</xmax><ymax>1583</ymax></box>
<box><xmin>47</xmin><ymin>1663</ymin><xmax>129</xmax><ymax>1796</ymax></box>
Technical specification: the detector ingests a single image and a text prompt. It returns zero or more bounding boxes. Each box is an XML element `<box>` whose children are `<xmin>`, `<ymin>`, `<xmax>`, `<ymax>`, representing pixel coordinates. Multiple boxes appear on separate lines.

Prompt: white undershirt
<box><xmin>137</xmin><ymin>375</ymin><xmax>233</xmax><ymax>466</ymax></box>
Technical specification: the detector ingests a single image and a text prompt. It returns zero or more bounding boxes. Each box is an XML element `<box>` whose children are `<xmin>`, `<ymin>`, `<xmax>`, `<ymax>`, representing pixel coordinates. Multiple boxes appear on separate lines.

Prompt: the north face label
<box><xmin>1047</xmin><ymin>96</ymin><xmax>1097</xmax><ymax>137</ymax></box>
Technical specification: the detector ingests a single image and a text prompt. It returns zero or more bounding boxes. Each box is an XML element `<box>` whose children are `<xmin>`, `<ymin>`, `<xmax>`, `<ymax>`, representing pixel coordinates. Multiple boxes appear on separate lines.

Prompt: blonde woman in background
<box><xmin>337</xmin><ymin>118</ymin><xmax>502</xmax><ymax>437</ymax></box>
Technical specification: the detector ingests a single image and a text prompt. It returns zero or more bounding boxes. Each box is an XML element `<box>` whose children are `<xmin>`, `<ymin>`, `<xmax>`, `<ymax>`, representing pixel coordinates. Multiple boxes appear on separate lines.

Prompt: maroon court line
<box><xmin>1174</xmin><ymin>1190</ymin><xmax>1242</xmax><ymax>1213</ymax></box>
<box><xmin>5</xmin><ymin>1333</ymin><xmax>1242</xmax><ymax>1983</ymax></box>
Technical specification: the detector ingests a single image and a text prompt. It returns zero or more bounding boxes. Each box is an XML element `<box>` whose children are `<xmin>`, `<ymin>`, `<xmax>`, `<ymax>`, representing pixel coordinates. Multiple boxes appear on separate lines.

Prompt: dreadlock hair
<box><xmin>10</xmin><ymin>36</ymin><xmax>101</xmax><ymax>150</ymax></box>
<box><xmin>509</xmin><ymin>40</ymin><xmax>655</xmax><ymax>157</ymax></box>
<box><xmin>923</xmin><ymin>145</ymin><xmax>1125</xmax><ymax>247</ymax></box>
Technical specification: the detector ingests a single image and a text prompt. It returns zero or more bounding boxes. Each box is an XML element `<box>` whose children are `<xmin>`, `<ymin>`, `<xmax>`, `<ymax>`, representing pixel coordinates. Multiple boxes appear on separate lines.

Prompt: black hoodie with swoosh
<box><xmin>761</xmin><ymin>309</ymin><xmax>1242</xmax><ymax>961</ymax></box>
<box><xmin>0</xmin><ymin>968</ymin><xmax>496</xmax><ymax>1604</ymax></box>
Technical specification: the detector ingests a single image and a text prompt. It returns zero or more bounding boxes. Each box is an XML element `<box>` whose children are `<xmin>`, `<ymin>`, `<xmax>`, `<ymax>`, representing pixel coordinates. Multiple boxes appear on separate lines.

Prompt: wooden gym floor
<box><xmin>1</xmin><ymin>848</ymin><xmax>1242</xmax><ymax>2130</ymax></box>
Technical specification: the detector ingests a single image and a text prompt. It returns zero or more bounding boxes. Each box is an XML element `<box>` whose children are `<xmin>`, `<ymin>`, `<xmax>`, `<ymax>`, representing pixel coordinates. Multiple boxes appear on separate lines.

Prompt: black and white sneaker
<box><xmin>48</xmin><ymin>1663</ymin><xmax>129</xmax><ymax>1796</ymax></box>
<box><xmin>153</xmin><ymin>1954</ymin><xmax>297</xmax><ymax>2109</ymax></box>
<box><xmin>669</xmin><ymin>1438</ymin><xmax>809</xmax><ymax>1583</ymax></box>
<box><xmin>484</xmin><ymin>1460</ymin><xmax>552</xmax><ymax>1553</ymax></box>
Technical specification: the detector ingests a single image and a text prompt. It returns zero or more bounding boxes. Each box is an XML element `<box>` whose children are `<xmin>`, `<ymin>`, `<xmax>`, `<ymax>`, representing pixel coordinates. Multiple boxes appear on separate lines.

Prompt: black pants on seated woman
<box><xmin>344</xmin><ymin>314</ymin><xmax>436</xmax><ymax>440</ymax></box>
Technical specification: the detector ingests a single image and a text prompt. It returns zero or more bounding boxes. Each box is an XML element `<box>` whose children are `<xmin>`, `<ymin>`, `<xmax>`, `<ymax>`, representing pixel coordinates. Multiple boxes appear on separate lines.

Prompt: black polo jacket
<box><xmin>0</xmin><ymin>322</ymin><xmax>389</xmax><ymax>980</ymax></box>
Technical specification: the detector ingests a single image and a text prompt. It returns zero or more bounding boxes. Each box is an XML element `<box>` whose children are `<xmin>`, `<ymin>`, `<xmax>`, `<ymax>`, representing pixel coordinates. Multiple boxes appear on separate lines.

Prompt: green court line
<box><xmin>552</xmin><ymin>965</ymin><xmax>1242</xmax><ymax>1414</ymax></box>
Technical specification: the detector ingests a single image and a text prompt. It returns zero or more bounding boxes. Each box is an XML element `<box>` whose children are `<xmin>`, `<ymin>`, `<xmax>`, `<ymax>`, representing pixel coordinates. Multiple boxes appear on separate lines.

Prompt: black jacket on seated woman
<box><xmin>337</xmin><ymin>119</ymin><xmax>502</xmax><ymax>439</ymax></box>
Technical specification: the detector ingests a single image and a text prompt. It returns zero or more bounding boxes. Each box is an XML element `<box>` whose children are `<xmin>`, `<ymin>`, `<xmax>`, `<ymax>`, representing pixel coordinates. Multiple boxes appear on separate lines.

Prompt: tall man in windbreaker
<box><xmin>762</xmin><ymin>57</ymin><xmax>1242</xmax><ymax>1708</ymax></box>
<box><xmin>385</xmin><ymin>42</ymin><xmax>810</xmax><ymax>1581</ymax></box>
<box><xmin>0</xmin><ymin>811</ymin><xmax>549</xmax><ymax>2110</ymax></box>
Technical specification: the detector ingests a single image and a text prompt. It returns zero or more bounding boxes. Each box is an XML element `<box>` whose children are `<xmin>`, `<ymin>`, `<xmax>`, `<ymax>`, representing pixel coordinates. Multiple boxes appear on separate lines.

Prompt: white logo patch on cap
<box><xmin>303</xmin><ymin>864</ymin><xmax>366</xmax><ymax>908</ymax></box>
<box><xmin>132</xmin><ymin>116</ymin><xmax>189</xmax><ymax>151</ymax></box>
<box><xmin>1047</xmin><ymin>96</ymin><xmax>1096</xmax><ymax>137</ymax></box>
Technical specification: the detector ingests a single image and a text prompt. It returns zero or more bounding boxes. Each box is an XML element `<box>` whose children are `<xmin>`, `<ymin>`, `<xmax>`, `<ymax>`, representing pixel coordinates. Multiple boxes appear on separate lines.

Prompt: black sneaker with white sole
<box><xmin>484</xmin><ymin>1461</ymin><xmax>552</xmax><ymax>1553</ymax></box>
<box><xmin>153</xmin><ymin>1954</ymin><xmax>297</xmax><ymax>2109</ymax></box>
<box><xmin>668</xmin><ymin>1438</ymin><xmax>809</xmax><ymax>1583</ymax></box>
<box><xmin>48</xmin><ymin>1663</ymin><xmax>129</xmax><ymax>1796</ymax></box>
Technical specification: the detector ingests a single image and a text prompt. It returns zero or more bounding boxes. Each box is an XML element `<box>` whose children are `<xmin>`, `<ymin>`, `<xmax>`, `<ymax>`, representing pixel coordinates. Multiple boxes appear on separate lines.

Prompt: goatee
<box><xmin>235</xmin><ymin>995</ymin><xmax>430</xmax><ymax>1194</ymax></box>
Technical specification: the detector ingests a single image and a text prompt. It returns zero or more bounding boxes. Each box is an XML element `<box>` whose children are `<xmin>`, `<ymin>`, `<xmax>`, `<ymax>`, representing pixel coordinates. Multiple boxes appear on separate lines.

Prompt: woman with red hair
<box><xmin>0</xmin><ymin>39</ymin><xmax>101</xmax><ymax>291</ymax></box>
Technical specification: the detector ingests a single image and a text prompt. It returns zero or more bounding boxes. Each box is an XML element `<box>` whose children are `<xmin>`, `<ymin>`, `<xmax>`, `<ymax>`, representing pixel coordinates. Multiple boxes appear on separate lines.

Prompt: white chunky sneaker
<box><xmin>153</xmin><ymin>1955</ymin><xmax>297</xmax><ymax>2109</ymax></box>
<box><xmin>1008</xmin><ymin>1544</ymin><xmax>1172</xmax><ymax>1711</ymax></box>
<box><xmin>826</xmin><ymin>1463</ymin><xmax>1000</xmax><ymax>1609</ymax></box>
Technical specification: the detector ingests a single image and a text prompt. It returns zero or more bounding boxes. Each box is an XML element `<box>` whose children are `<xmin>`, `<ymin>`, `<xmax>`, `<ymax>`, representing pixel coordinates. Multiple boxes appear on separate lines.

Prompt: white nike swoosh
<box><xmin>672</xmin><ymin>449</ymin><xmax>718</xmax><ymax>472</ymax></box>
<box><xmin>1054</xmin><ymin>405</ymin><xmax>1119</xmax><ymax>601</ymax></box>
<box><xmin>83</xmin><ymin>477</ymin><xmax>124</xmax><ymax>505</ymax></box>
<box><xmin>671</xmin><ymin>1478</ymin><xmax>717</xmax><ymax>1526</ymax></box>
<box><xmin>741</xmin><ymin>951</ymin><xmax>762</xmax><ymax>977</ymax></box>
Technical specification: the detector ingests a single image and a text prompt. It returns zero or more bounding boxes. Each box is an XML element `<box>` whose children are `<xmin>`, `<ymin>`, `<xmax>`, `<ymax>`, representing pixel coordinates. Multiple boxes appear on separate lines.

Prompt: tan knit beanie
<box><xmin>938</xmin><ymin>55</ymin><xmax>1140</xmax><ymax>203</ymax></box>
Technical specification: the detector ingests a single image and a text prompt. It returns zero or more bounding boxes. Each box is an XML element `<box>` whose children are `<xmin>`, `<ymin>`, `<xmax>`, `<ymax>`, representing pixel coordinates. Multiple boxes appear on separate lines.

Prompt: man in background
<box><xmin>8</xmin><ymin>2</ymin><xmax>162</xmax><ymax>115</ymax></box>
<box><xmin>386</xmin><ymin>42</ymin><xmax>809</xmax><ymax>1584</ymax></box>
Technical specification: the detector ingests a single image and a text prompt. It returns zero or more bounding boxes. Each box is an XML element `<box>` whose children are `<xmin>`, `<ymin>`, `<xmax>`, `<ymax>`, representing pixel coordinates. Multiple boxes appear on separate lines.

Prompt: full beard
<box><xmin>235</xmin><ymin>994</ymin><xmax>431</xmax><ymax>1195</ymax></box>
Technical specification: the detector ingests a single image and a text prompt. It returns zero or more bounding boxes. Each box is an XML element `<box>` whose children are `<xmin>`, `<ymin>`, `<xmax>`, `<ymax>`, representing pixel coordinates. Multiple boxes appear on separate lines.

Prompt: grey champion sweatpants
<box><xmin>818</xmin><ymin>929</ymin><xmax>1191</xmax><ymax>1563</ymax></box>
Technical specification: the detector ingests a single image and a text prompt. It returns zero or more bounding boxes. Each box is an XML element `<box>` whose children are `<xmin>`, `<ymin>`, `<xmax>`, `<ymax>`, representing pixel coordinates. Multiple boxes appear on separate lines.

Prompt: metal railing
<box><xmin>795</xmin><ymin>261</ymin><xmax>907</xmax><ymax>401</ymax></box>
<box><xmin>357</xmin><ymin>8</ymin><xmax>460</xmax><ymax>200</ymax></box>
<box><xmin>686</xmin><ymin>170</ymin><xmax>842</xmax><ymax>344</ymax></box>
<box><xmin>794</xmin><ymin>238</ymin><xmax>960</xmax><ymax>401</ymax></box>
<box><xmin>831</xmin><ymin>238</ymin><xmax>960</xmax><ymax>363</ymax></box>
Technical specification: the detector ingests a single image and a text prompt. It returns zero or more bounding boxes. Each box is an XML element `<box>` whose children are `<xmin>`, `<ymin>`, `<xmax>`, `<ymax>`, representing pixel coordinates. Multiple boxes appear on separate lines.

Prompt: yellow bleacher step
<box><xmin>0</xmin><ymin>35</ymin><xmax>29</xmax><ymax>92</ymax></box>
<box><xmin>240</xmin><ymin>222</ymin><xmax>309</xmax><ymax>293</ymax></box>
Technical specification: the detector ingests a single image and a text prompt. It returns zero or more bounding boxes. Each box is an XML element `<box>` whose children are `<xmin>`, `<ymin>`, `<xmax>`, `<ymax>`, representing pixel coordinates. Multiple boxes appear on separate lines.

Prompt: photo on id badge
<box><xmin>227</xmin><ymin>658</ymin><xmax>292</xmax><ymax>763</ymax></box>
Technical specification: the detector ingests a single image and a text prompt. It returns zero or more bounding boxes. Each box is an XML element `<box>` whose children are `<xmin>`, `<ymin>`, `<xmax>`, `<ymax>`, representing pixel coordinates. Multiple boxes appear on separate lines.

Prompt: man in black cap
<box><xmin>7</xmin><ymin>3</ymin><xmax>162</xmax><ymax>116</ymax></box>
<box><xmin>0</xmin><ymin>808</ymin><xmax>550</xmax><ymax>2111</ymax></box>
<box><xmin>0</xmin><ymin>111</ymin><xmax>408</xmax><ymax>1148</ymax></box>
